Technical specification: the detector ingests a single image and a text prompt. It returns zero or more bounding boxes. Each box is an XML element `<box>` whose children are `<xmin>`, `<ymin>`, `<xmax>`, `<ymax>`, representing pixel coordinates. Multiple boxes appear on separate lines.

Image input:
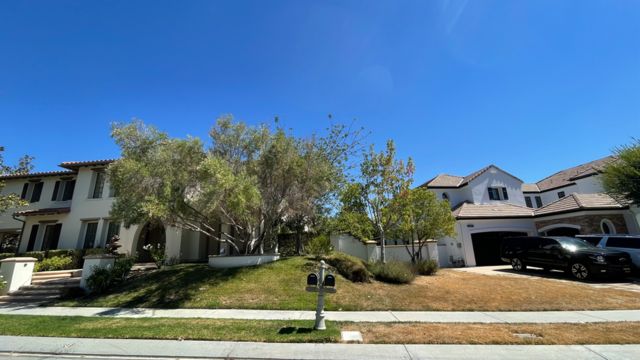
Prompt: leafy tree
<box><xmin>108</xmin><ymin>116</ymin><xmax>359</xmax><ymax>255</ymax></box>
<box><xmin>331</xmin><ymin>183</ymin><xmax>377</xmax><ymax>242</ymax></box>
<box><xmin>389</xmin><ymin>187</ymin><xmax>456</xmax><ymax>263</ymax></box>
<box><xmin>336</xmin><ymin>141</ymin><xmax>414</xmax><ymax>262</ymax></box>
<box><xmin>602</xmin><ymin>139</ymin><xmax>640</xmax><ymax>205</ymax></box>
<box><xmin>0</xmin><ymin>146</ymin><xmax>33</xmax><ymax>214</ymax></box>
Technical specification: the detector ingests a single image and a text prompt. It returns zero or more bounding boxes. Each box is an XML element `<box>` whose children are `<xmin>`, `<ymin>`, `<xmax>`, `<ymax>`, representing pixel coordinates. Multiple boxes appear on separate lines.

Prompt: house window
<box><xmin>558</xmin><ymin>191</ymin><xmax>566</xmax><ymax>199</ymax></box>
<box><xmin>51</xmin><ymin>179</ymin><xmax>76</xmax><ymax>201</ymax></box>
<box><xmin>20</xmin><ymin>181</ymin><xmax>44</xmax><ymax>203</ymax></box>
<box><xmin>488</xmin><ymin>187</ymin><xmax>508</xmax><ymax>201</ymax></box>
<box><xmin>105</xmin><ymin>221</ymin><xmax>121</xmax><ymax>245</ymax></box>
<box><xmin>442</xmin><ymin>192</ymin><xmax>449</xmax><ymax>201</ymax></box>
<box><xmin>41</xmin><ymin>223</ymin><xmax>62</xmax><ymax>251</ymax></box>
<box><xmin>601</xmin><ymin>219</ymin><xmax>616</xmax><ymax>235</ymax></box>
<box><xmin>90</xmin><ymin>171</ymin><xmax>106</xmax><ymax>199</ymax></box>
<box><xmin>108</xmin><ymin>183</ymin><xmax>117</xmax><ymax>198</ymax></box>
<box><xmin>535</xmin><ymin>196</ymin><xmax>543</xmax><ymax>208</ymax></box>
<box><xmin>525</xmin><ymin>196</ymin><xmax>533</xmax><ymax>208</ymax></box>
<box><xmin>83</xmin><ymin>222</ymin><xmax>99</xmax><ymax>249</ymax></box>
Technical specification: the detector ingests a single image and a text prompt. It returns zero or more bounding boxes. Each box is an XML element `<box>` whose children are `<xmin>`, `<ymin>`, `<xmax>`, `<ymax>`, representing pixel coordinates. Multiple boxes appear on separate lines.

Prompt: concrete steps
<box><xmin>0</xmin><ymin>269</ymin><xmax>82</xmax><ymax>304</ymax></box>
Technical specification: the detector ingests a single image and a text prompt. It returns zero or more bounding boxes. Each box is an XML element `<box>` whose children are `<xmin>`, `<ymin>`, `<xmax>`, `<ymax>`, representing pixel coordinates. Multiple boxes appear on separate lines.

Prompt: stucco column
<box><xmin>0</xmin><ymin>257</ymin><xmax>37</xmax><ymax>294</ymax></box>
<box><xmin>80</xmin><ymin>254</ymin><xmax>117</xmax><ymax>291</ymax></box>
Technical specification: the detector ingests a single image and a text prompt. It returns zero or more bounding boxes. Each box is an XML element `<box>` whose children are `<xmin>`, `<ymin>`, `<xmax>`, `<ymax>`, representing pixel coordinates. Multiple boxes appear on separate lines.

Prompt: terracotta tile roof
<box><xmin>452</xmin><ymin>202</ymin><xmax>534</xmax><ymax>219</ymax></box>
<box><xmin>14</xmin><ymin>207</ymin><xmax>71</xmax><ymax>216</ymax></box>
<box><xmin>0</xmin><ymin>170</ymin><xmax>76</xmax><ymax>180</ymax></box>
<box><xmin>422</xmin><ymin>165</ymin><xmax>523</xmax><ymax>189</ymax></box>
<box><xmin>534</xmin><ymin>193</ymin><xmax>626</xmax><ymax>216</ymax></box>
<box><xmin>59</xmin><ymin>159</ymin><xmax>117</xmax><ymax>169</ymax></box>
<box><xmin>423</xmin><ymin>174</ymin><xmax>464</xmax><ymax>188</ymax></box>
<box><xmin>522</xmin><ymin>183</ymin><xmax>540</xmax><ymax>193</ymax></box>
<box><xmin>534</xmin><ymin>156</ymin><xmax>615</xmax><ymax>192</ymax></box>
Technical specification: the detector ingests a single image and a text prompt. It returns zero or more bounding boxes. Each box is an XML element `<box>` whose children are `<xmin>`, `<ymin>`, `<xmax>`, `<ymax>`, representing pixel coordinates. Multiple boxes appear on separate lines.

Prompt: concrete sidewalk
<box><xmin>1</xmin><ymin>336</ymin><xmax>639</xmax><ymax>360</ymax></box>
<box><xmin>1</xmin><ymin>304</ymin><xmax>640</xmax><ymax>323</ymax></box>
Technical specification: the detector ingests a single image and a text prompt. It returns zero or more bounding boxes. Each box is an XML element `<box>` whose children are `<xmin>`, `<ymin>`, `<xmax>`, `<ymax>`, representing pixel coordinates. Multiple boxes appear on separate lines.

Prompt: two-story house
<box><xmin>421</xmin><ymin>156</ymin><xmax>640</xmax><ymax>267</ymax></box>
<box><xmin>0</xmin><ymin>159</ymin><xmax>223</xmax><ymax>262</ymax></box>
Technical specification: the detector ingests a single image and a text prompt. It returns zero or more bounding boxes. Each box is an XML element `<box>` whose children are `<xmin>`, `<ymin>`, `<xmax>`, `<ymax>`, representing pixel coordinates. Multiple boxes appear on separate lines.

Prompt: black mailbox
<box><xmin>307</xmin><ymin>273</ymin><xmax>318</xmax><ymax>286</ymax></box>
<box><xmin>324</xmin><ymin>274</ymin><xmax>335</xmax><ymax>287</ymax></box>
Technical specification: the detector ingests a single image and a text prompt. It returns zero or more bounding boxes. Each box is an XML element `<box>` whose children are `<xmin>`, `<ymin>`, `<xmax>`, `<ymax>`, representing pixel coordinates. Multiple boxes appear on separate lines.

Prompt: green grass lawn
<box><xmin>0</xmin><ymin>315</ymin><xmax>339</xmax><ymax>343</ymax></box>
<box><xmin>60</xmin><ymin>257</ymin><xmax>321</xmax><ymax>309</ymax></box>
<box><xmin>56</xmin><ymin>256</ymin><xmax>640</xmax><ymax>311</ymax></box>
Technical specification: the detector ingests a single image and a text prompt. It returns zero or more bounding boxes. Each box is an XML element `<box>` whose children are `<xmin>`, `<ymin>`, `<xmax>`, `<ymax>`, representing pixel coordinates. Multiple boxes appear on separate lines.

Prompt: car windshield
<box><xmin>553</xmin><ymin>237</ymin><xmax>595</xmax><ymax>251</ymax></box>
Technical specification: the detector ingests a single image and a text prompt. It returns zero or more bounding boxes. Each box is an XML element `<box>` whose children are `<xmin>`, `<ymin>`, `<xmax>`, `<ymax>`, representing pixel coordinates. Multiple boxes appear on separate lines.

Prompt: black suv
<box><xmin>500</xmin><ymin>236</ymin><xmax>632</xmax><ymax>280</ymax></box>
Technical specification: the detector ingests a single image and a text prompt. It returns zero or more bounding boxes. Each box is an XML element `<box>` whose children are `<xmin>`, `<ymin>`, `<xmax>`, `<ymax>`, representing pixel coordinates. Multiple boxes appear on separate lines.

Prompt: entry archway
<box><xmin>135</xmin><ymin>220</ymin><xmax>166</xmax><ymax>262</ymax></box>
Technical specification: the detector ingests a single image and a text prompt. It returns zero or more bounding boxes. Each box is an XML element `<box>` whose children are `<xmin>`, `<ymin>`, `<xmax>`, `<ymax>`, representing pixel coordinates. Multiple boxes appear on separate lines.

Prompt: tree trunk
<box><xmin>380</xmin><ymin>229</ymin><xmax>386</xmax><ymax>263</ymax></box>
<box><xmin>295</xmin><ymin>229</ymin><xmax>303</xmax><ymax>255</ymax></box>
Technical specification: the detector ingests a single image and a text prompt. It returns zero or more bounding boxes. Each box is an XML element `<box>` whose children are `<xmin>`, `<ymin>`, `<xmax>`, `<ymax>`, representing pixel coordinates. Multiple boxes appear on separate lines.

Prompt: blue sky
<box><xmin>1</xmin><ymin>0</ymin><xmax>638</xmax><ymax>184</ymax></box>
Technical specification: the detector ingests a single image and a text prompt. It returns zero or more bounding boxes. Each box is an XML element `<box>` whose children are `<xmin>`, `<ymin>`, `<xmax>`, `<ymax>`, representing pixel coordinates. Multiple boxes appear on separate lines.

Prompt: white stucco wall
<box><xmin>0</xmin><ymin>176</ymin><xmax>74</xmax><ymax>232</ymax></box>
<box><xmin>468</xmin><ymin>167</ymin><xmax>526</xmax><ymax>206</ymax></box>
<box><xmin>331</xmin><ymin>233</ymin><xmax>436</xmax><ymax>263</ymax></box>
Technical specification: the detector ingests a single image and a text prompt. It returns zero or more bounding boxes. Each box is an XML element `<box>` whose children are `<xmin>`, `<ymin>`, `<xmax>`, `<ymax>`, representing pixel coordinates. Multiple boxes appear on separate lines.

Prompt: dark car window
<box><xmin>540</xmin><ymin>238</ymin><xmax>559</xmax><ymax>249</ymax></box>
<box><xmin>577</xmin><ymin>236</ymin><xmax>602</xmax><ymax>246</ymax></box>
<box><xmin>607</xmin><ymin>237</ymin><xmax>640</xmax><ymax>249</ymax></box>
<box><xmin>554</xmin><ymin>237</ymin><xmax>595</xmax><ymax>250</ymax></box>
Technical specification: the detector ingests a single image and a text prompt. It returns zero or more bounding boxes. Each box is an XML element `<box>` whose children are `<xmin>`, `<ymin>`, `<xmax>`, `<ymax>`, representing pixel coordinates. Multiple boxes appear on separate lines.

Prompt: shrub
<box><xmin>34</xmin><ymin>256</ymin><xmax>74</xmax><ymax>272</ymax></box>
<box><xmin>111</xmin><ymin>256</ymin><xmax>136</xmax><ymax>282</ymax></box>
<box><xmin>22</xmin><ymin>251</ymin><xmax>45</xmax><ymax>262</ymax></box>
<box><xmin>0</xmin><ymin>253</ymin><xmax>14</xmax><ymax>261</ymax></box>
<box><xmin>86</xmin><ymin>266</ymin><xmax>113</xmax><ymax>294</ymax></box>
<box><xmin>0</xmin><ymin>275</ymin><xmax>5</xmax><ymax>290</ymax></box>
<box><xmin>20</xmin><ymin>249</ymin><xmax>84</xmax><ymax>269</ymax></box>
<box><xmin>414</xmin><ymin>259</ymin><xmax>439</xmax><ymax>276</ymax></box>
<box><xmin>323</xmin><ymin>253</ymin><xmax>370</xmax><ymax>282</ymax></box>
<box><xmin>84</xmin><ymin>248</ymin><xmax>107</xmax><ymax>256</ymax></box>
<box><xmin>368</xmin><ymin>261</ymin><xmax>416</xmax><ymax>284</ymax></box>
<box><xmin>86</xmin><ymin>256</ymin><xmax>136</xmax><ymax>294</ymax></box>
<box><xmin>143</xmin><ymin>243</ymin><xmax>166</xmax><ymax>268</ymax></box>
<box><xmin>306</xmin><ymin>234</ymin><xmax>333</xmax><ymax>259</ymax></box>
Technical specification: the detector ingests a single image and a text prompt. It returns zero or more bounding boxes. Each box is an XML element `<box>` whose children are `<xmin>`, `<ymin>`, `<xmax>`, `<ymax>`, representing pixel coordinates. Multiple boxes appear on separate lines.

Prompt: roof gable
<box><xmin>534</xmin><ymin>193</ymin><xmax>626</xmax><ymax>216</ymax></box>
<box><xmin>422</xmin><ymin>164</ymin><xmax>523</xmax><ymax>189</ymax></box>
<box><xmin>533</xmin><ymin>156</ymin><xmax>614</xmax><ymax>192</ymax></box>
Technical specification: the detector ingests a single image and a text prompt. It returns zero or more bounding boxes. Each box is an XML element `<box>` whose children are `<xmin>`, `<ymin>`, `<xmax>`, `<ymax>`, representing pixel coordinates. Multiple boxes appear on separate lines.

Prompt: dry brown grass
<box><xmin>329</xmin><ymin>269</ymin><xmax>640</xmax><ymax>311</ymax></box>
<box><xmin>344</xmin><ymin>322</ymin><xmax>640</xmax><ymax>344</ymax></box>
<box><xmin>61</xmin><ymin>258</ymin><xmax>640</xmax><ymax>311</ymax></box>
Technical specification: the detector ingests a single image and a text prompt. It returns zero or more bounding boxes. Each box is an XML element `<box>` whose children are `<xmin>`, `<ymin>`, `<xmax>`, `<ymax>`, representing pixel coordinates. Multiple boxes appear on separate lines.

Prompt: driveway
<box><xmin>453</xmin><ymin>265</ymin><xmax>640</xmax><ymax>293</ymax></box>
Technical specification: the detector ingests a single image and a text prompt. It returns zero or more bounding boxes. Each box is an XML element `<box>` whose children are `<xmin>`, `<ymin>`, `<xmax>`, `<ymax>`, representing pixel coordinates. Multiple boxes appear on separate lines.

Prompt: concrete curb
<box><xmin>1</xmin><ymin>336</ymin><xmax>639</xmax><ymax>359</ymax></box>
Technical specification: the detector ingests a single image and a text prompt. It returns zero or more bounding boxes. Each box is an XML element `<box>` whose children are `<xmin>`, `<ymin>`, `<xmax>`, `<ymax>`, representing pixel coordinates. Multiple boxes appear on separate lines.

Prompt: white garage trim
<box><xmin>538</xmin><ymin>223</ymin><xmax>581</xmax><ymax>234</ymax></box>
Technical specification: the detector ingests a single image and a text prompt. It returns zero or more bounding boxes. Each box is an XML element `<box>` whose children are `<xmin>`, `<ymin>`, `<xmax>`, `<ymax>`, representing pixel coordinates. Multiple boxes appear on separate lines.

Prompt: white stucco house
<box><xmin>0</xmin><ymin>159</ymin><xmax>226</xmax><ymax>262</ymax></box>
<box><xmin>421</xmin><ymin>156</ymin><xmax>640</xmax><ymax>267</ymax></box>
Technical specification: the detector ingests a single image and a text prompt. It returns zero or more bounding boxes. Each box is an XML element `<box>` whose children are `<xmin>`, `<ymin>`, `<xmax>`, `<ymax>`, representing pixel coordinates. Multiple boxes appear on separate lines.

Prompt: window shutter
<box><xmin>20</xmin><ymin>183</ymin><xmax>29</xmax><ymax>199</ymax></box>
<box><xmin>31</xmin><ymin>182</ymin><xmax>43</xmax><ymax>202</ymax></box>
<box><xmin>501</xmin><ymin>188</ymin><xmax>509</xmax><ymax>200</ymax></box>
<box><xmin>62</xmin><ymin>180</ymin><xmax>76</xmax><ymax>201</ymax></box>
<box><xmin>26</xmin><ymin>224</ymin><xmax>39</xmax><ymax>251</ymax></box>
<box><xmin>51</xmin><ymin>181</ymin><xmax>61</xmax><ymax>201</ymax></box>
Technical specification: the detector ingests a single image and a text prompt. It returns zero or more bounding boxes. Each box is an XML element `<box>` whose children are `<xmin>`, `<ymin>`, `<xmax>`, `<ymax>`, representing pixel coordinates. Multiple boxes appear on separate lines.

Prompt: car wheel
<box><xmin>570</xmin><ymin>262</ymin><xmax>590</xmax><ymax>280</ymax></box>
<box><xmin>511</xmin><ymin>258</ymin><xmax>526</xmax><ymax>271</ymax></box>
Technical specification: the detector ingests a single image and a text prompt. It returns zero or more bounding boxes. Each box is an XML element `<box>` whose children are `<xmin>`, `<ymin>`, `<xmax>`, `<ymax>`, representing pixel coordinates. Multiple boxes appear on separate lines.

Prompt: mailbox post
<box><xmin>305</xmin><ymin>260</ymin><xmax>336</xmax><ymax>330</ymax></box>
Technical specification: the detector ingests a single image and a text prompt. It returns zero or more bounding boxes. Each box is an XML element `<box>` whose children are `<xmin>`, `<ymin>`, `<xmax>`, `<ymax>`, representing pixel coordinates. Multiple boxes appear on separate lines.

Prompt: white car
<box><xmin>577</xmin><ymin>235</ymin><xmax>640</xmax><ymax>272</ymax></box>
